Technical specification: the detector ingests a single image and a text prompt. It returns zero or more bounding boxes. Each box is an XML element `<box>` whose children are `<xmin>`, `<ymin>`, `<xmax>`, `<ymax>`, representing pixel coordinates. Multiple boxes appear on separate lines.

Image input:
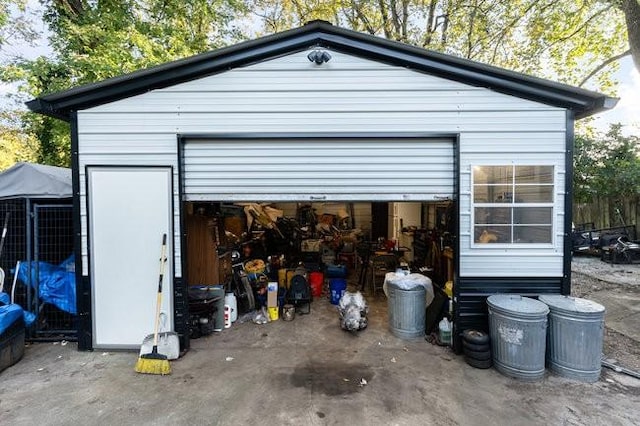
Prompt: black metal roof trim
<box><xmin>26</xmin><ymin>20</ymin><xmax>616</xmax><ymax>121</ymax></box>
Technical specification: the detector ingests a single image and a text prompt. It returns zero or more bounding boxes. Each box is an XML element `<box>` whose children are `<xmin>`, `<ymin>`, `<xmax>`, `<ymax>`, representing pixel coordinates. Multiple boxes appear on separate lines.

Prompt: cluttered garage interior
<box><xmin>184</xmin><ymin>199</ymin><xmax>455</xmax><ymax>338</ymax></box>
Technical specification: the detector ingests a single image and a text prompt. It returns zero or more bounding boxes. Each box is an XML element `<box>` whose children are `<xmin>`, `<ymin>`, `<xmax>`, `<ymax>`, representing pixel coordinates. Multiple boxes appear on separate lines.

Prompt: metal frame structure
<box><xmin>0</xmin><ymin>199</ymin><xmax>75</xmax><ymax>341</ymax></box>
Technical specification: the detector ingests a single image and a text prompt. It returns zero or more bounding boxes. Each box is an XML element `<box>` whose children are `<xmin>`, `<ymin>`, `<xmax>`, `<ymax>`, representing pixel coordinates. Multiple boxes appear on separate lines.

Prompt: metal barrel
<box><xmin>387</xmin><ymin>283</ymin><xmax>426</xmax><ymax>339</ymax></box>
<box><xmin>538</xmin><ymin>295</ymin><xmax>605</xmax><ymax>382</ymax></box>
<box><xmin>487</xmin><ymin>295</ymin><xmax>549</xmax><ymax>380</ymax></box>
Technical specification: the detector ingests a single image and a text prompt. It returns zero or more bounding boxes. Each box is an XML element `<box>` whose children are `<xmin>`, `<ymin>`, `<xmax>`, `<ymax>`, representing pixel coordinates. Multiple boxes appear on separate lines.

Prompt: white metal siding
<box><xmin>78</xmin><ymin>48</ymin><xmax>567</xmax><ymax>278</ymax></box>
<box><xmin>78</xmin><ymin>111</ymin><xmax>564</xmax><ymax>134</ymax></box>
<box><xmin>182</xmin><ymin>138</ymin><xmax>454</xmax><ymax>202</ymax></box>
<box><xmin>458</xmin><ymin>134</ymin><xmax>566</xmax><ymax>277</ymax></box>
<box><xmin>77</xmin><ymin>134</ymin><xmax>180</xmax><ymax>276</ymax></box>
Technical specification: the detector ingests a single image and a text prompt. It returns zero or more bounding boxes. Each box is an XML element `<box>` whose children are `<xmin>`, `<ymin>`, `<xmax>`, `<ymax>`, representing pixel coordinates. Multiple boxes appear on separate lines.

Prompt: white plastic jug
<box><xmin>225</xmin><ymin>293</ymin><xmax>238</xmax><ymax>322</ymax></box>
<box><xmin>224</xmin><ymin>305</ymin><xmax>232</xmax><ymax>329</ymax></box>
<box><xmin>439</xmin><ymin>317</ymin><xmax>452</xmax><ymax>345</ymax></box>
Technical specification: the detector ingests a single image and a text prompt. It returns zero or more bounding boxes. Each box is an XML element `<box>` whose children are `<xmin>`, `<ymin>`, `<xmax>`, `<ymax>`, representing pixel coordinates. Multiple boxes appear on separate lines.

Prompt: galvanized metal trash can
<box><xmin>387</xmin><ymin>283</ymin><xmax>426</xmax><ymax>339</ymax></box>
<box><xmin>538</xmin><ymin>295</ymin><xmax>605</xmax><ymax>382</ymax></box>
<box><xmin>487</xmin><ymin>295</ymin><xmax>549</xmax><ymax>380</ymax></box>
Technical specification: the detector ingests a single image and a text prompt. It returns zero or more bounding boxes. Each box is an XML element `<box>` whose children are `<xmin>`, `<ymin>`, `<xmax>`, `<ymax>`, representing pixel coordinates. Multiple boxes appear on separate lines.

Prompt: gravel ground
<box><xmin>571</xmin><ymin>255</ymin><xmax>640</xmax><ymax>372</ymax></box>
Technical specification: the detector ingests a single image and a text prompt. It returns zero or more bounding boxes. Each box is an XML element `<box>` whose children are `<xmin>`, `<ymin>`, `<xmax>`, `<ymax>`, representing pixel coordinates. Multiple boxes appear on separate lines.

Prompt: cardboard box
<box><xmin>267</xmin><ymin>281</ymin><xmax>278</xmax><ymax>307</ymax></box>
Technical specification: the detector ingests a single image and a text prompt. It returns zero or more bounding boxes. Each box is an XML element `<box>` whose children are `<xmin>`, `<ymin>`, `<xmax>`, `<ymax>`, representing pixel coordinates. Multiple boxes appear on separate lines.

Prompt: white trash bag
<box><xmin>383</xmin><ymin>272</ymin><xmax>434</xmax><ymax>307</ymax></box>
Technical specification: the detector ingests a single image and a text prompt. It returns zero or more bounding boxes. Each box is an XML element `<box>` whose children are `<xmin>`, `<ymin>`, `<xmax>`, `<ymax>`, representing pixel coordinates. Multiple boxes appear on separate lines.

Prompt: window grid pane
<box><xmin>473</xmin><ymin>165</ymin><xmax>554</xmax><ymax>245</ymax></box>
<box><xmin>515</xmin><ymin>166</ymin><xmax>553</xmax><ymax>184</ymax></box>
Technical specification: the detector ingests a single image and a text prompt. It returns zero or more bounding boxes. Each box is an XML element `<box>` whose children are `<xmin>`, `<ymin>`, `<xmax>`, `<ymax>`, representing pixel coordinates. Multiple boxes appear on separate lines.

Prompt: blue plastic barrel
<box><xmin>326</xmin><ymin>264</ymin><xmax>347</xmax><ymax>278</ymax></box>
<box><xmin>329</xmin><ymin>278</ymin><xmax>347</xmax><ymax>305</ymax></box>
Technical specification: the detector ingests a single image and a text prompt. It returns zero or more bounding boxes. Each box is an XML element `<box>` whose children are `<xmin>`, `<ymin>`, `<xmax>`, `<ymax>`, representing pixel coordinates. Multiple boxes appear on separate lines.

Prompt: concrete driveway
<box><xmin>1</xmin><ymin>294</ymin><xmax>639</xmax><ymax>426</ymax></box>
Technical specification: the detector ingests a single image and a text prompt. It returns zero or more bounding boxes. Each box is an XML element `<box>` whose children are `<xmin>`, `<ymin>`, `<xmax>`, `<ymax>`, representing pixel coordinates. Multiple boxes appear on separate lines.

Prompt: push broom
<box><xmin>135</xmin><ymin>233</ymin><xmax>171</xmax><ymax>375</ymax></box>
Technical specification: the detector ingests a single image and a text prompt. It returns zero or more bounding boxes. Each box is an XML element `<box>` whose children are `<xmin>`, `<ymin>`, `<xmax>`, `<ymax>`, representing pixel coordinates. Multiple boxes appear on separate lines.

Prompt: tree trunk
<box><xmin>623</xmin><ymin>0</ymin><xmax>640</xmax><ymax>72</ymax></box>
<box><xmin>423</xmin><ymin>0</ymin><xmax>438</xmax><ymax>47</ymax></box>
<box><xmin>378</xmin><ymin>0</ymin><xmax>392</xmax><ymax>39</ymax></box>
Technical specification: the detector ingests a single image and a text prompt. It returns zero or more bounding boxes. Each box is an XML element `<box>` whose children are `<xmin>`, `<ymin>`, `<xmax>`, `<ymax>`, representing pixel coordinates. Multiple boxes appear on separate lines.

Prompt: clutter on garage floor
<box><xmin>337</xmin><ymin>291</ymin><xmax>368</xmax><ymax>332</ymax></box>
<box><xmin>184</xmin><ymin>201</ymin><xmax>457</xmax><ymax>346</ymax></box>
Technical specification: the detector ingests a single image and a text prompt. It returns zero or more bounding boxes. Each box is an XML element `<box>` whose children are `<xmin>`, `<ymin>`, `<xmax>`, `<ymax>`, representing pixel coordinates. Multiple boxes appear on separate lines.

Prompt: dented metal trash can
<box><xmin>487</xmin><ymin>295</ymin><xmax>549</xmax><ymax>380</ymax></box>
<box><xmin>538</xmin><ymin>295</ymin><xmax>605</xmax><ymax>382</ymax></box>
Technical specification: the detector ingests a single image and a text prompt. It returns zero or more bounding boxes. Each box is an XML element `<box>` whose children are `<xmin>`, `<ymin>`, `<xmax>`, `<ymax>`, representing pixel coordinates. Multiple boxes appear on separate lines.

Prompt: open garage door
<box><xmin>181</xmin><ymin>137</ymin><xmax>454</xmax><ymax>202</ymax></box>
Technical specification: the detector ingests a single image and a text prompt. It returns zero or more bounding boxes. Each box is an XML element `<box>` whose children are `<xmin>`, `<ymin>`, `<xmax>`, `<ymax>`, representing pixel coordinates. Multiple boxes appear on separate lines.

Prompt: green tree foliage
<box><xmin>250</xmin><ymin>0</ymin><xmax>629</xmax><ymax>89</ymax></box>
<box><xmin>574</xmin><ymin>124</ymin><xmax>640</xmax><ymax>203</ymax></box>
<box><xmin>0</xmin><ymin>0</ymin><xmax>37</xmax><ymax>51</ymax></box>
<box><xmin>1</xmin><ymin>0</ymin><xmax>634</xmax><ymax>168</ymax></box>
<box><xmin>2</xmin><ymin>0</ymin><xmax>246</xmax><ymax>166</ymax></box>
<box><xmin>0</xmin><ymin>111</ymin><xmax>39</xmax><ymax>170</ymax></box>
<box><xmin>42</xmin><ymin>0</ymin><xmax>246</xmax><ymax>83</ymax></box>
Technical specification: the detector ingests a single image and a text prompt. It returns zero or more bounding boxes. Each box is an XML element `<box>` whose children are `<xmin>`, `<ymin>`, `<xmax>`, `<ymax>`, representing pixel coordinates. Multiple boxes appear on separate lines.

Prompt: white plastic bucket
<box><xmin>224</xmin><ymin>305</ymin><xmax>232</xmax><ymax>328</ymax></box>
<box><xmin>225</xmin><ymin>293</ymin><xmax>238</xmax><ymax>322</ymax></box>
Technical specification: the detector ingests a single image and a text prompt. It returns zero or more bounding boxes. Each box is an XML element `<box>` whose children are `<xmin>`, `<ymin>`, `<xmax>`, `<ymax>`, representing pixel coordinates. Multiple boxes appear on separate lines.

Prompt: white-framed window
<box><xmin>472</xmin><ymin>165</ymin><xmax>554</xmax><ymax>245</ymax></box>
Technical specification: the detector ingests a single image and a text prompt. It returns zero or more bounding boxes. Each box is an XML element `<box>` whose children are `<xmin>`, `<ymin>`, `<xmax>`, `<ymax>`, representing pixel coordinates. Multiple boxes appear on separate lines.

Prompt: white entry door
<box><xmin>87</xmin><ymin>166</ymin><xmax>173</xmax><ymax>349</ymax></box>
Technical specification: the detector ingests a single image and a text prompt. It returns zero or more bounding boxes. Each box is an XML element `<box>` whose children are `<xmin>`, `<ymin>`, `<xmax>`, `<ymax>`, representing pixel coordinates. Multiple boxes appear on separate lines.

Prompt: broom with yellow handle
<box><xmin>135</xmin><ymin>233</ymin><xmax>171</xmax><ymax>375</ymax></box>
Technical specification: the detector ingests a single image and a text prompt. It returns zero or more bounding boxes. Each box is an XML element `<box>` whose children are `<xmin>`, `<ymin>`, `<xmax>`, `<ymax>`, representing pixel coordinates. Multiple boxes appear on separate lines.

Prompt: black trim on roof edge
<box><xmin>26</xmin><ymin>20</ymin><xmax>617</xmax><ymax>121</ymax></box>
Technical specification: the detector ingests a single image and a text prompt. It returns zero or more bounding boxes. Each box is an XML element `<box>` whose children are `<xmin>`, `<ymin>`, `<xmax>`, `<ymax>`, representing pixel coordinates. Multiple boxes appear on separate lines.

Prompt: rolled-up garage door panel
<box><xmin>182</xmin><ymin>137</ymin><xmax>454</xmax><ymax>202</ymax></box>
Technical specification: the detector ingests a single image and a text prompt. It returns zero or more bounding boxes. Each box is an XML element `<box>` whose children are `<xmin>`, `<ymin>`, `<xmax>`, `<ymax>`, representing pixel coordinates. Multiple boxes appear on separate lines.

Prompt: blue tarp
<box><xmin>0</xmin><ymin>292</ymin><xmax>35</xmax><ymax>328</ymax></box>
<box><xmin>18</xmin><ymin>256</ymin><xmax>76</xmax><ymax>315</ymax></box>
<box><xmin>0</xmin><ymin>298</ymin><xmax>23</xmax><ymax>335</ymax></box>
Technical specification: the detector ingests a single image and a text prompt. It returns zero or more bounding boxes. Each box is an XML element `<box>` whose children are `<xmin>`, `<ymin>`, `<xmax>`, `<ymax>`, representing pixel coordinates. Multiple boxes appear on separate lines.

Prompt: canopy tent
<box><xmin>0</xmin><ymin>162</ymin><xmax>72</xmax><ymax>200</ymax></box>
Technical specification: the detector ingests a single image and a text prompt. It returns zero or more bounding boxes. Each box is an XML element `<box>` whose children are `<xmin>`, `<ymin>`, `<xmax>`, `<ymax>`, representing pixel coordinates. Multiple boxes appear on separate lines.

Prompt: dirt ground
<box><xmin>571</xmin><ymin>255</ymin><xmax>640</xmax><ymax>371</ymax></box>
<box><xmin>0</xmin><ymin>258</ymin><xmax>639</xmax><ymax>425</ymax></box>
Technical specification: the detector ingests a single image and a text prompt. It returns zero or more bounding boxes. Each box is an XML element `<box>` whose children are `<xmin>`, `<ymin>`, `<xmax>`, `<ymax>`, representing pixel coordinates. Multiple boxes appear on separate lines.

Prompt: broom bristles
<box><xmin>135</xmin><ymin>346</ymin><xmax>171</xmax><ymax>375</ymax></box>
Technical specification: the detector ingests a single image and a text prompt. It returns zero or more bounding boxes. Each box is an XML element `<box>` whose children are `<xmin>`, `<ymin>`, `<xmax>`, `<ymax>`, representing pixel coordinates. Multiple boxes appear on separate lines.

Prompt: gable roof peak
<box><xmin>27</xmin><ymin>22</ymin><xmax>616</xmax><ymax>121</ymax></box>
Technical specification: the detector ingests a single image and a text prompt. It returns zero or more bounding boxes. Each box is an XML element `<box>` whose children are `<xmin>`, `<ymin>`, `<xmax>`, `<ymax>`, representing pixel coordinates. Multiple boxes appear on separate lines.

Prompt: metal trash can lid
<box><xmin>487</xmin><ymin>295</ymin><xmax>549</xmax><ymax>318</ymax></box>
<box><xmin>538</xmin><ymin>295</ymin><xmax>605</xmax><ymax>316</ymax></box>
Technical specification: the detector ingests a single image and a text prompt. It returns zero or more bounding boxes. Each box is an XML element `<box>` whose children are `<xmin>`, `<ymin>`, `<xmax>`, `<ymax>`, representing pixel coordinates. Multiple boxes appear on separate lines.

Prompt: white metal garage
<box><xmin>26</xmin><ymin>21</ymin><xmax>616</xmax><ymax>351</ymax></box>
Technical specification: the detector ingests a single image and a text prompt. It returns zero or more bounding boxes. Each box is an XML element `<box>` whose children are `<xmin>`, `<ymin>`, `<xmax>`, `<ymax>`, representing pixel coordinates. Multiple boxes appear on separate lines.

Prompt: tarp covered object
<box><xmin>18</xmin><ymin>256</ymin><xmax>76</xmax><ymax>314</ymax></box>
<box><xmin>0</xmin><ymin>292</ymin><xmax>35</xmax><ymax>328</ymax></box>
<box><xmin>0</xmin><ymin>296</ymin><xmax>23</xmax><ymax>335</ymax></box>
<box><xmin>0</xmin><ymin>162</ymin><xmax>72</xmax><ymax>200</ymax></box>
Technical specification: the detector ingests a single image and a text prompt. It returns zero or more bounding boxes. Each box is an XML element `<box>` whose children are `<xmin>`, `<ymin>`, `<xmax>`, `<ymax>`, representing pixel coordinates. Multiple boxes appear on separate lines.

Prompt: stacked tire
<box><xmin>462</xmin><ymin>329</ymin><xmax>492</xmax><ymax>369</ymax></box>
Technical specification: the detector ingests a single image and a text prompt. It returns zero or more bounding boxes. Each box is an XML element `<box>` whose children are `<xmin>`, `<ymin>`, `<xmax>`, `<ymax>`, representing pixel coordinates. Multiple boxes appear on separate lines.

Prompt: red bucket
<box><xmin>309</xmin><ymin>271</ymin><xmax>324</xmax><ymax>298</ymax></box>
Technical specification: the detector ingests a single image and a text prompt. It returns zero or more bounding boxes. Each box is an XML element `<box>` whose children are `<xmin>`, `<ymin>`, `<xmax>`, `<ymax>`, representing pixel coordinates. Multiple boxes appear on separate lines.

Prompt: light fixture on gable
<box><xmin>307</xmin><ymin>50</ymin><xmax>332</xmax><ymax>65</ymax></box>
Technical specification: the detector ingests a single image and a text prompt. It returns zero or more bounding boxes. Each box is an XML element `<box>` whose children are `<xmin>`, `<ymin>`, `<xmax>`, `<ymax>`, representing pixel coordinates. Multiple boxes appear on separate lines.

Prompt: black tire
<box><xmin>463</xmin><ymin>340</ymin><xmax>490</xmax><ymax>352</ymax></box>
<box><xmin>462</xmin><ymin>329</ymin><xmax>490</xmax><ymax>345</ymax></box>
<box><xmin>463</xmin><ymin>347</ymin><xmax>492</xmax><ymax>361</ymax></box>
<box><xmin>465</xmin><ymin>356</ymin><xmax>493</xmax><ymax>369</ymax></box>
